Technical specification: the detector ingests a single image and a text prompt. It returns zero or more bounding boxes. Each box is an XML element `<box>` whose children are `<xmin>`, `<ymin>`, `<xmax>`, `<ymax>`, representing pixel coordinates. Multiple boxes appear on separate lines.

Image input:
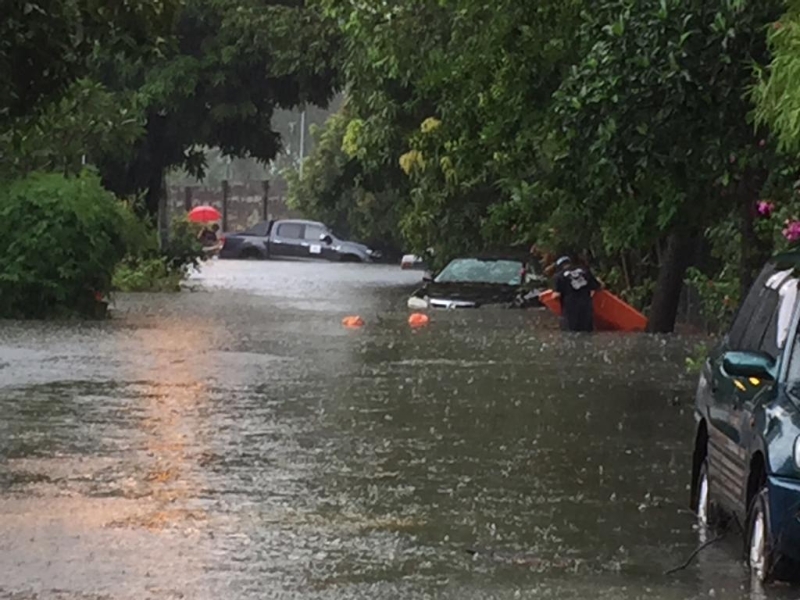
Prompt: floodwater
<box><xmin>0</xmin><ymin>260</ymin><xmax>796</xmax><ymax>599</ymax></box>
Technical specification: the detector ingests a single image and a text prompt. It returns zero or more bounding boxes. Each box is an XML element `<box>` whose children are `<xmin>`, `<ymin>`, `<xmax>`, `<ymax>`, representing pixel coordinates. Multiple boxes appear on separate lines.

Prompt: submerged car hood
<box><xmin>416</xmin><ymin>281</ymin><xmax>520</xmax><ymax>305</ymax></box>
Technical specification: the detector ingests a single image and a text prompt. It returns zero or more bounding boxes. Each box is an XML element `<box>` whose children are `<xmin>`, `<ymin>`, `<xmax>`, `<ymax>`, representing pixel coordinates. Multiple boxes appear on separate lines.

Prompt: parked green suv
<box><xmin>691</xmin><ymin>252</ymin><xmax>800</xmax><ymax>582</ymax></box>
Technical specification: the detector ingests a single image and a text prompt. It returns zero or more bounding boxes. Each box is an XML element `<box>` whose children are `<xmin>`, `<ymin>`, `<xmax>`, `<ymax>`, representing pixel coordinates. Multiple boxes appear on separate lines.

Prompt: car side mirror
<box><xmin>320</xmin><ymin>234</ymin><xmax>333</xmax><ymax>245</ymax></box>
<box><xmin>722</xmin><ymin>351</ymin><xmax>776</xmax><ymax>382</ymax></box>
<box><xmin>422</xmin><ymin>272</ymin><xmax>434</xmax><ymax>283</ymax></box>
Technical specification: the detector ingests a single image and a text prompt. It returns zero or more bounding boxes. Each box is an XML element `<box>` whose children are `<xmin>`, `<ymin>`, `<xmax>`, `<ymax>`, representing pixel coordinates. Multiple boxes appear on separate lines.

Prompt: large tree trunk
<box><xmin>648</xmin><ymin>230</ymin><xmax>695</xmax><ymax>334</ymax></box>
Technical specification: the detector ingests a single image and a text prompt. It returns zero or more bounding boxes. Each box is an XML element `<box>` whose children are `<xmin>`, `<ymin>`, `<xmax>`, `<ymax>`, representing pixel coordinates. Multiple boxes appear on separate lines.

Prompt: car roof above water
<box><xmin>275</xmin><ymin>219</ymin><xmax>326</xmax><ymax>227</ymax></box>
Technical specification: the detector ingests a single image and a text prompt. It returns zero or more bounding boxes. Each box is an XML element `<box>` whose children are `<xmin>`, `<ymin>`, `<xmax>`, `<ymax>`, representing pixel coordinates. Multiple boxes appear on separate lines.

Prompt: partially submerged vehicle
<box><xmin>407</xmin><ymin>254</ymin><xmax>547</xmax><ymax>309</ymax></box>
<box><xmin>219</xmin><ymin>219</ymin><xmax>379</xmax><ymax>263</ymax></box>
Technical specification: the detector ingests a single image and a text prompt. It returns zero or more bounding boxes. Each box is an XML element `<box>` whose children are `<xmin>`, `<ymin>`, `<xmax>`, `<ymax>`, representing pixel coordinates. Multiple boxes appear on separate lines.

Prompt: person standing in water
<box><xmin>553</xmin><ymin>255</ymin><xmax>601</xmax><ymax>332</ymax></box>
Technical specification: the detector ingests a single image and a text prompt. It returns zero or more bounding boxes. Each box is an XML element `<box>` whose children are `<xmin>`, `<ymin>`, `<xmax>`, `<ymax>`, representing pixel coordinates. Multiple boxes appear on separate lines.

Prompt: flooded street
<box><xmin>0</xmin><ymin>260</ymin><xmax>795</xmax><ymax>599</ymax></box>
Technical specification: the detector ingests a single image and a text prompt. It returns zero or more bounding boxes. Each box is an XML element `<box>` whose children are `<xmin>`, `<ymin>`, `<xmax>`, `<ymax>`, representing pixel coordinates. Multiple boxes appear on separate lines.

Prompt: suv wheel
<box><xmin>748</xmin><ymin>488</ymin><xmax>776</xmax><ymax>583</ymax></box>
<box><xmin>693</xmin><ymin>458</ymin><xmax>720</xmax><ymax>527</ymax></box>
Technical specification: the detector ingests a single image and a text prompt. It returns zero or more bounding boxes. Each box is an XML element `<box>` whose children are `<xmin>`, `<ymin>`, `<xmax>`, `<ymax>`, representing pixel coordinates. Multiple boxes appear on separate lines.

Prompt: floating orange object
<box><xmin>408</xmin><ymin>313</ymin><xmax>430</xmax><ymax>328</ymax></box>
<box><xmin>342</xmin><ymin>316</ymin><xmax>365</xmax><ymax>328</ymax></box>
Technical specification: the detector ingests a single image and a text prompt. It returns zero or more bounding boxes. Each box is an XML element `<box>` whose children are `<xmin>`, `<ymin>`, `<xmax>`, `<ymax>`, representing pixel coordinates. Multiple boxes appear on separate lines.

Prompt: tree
<box><xmin>94</xmin><ymin>0</ymin><xmax>341</xmax><ymax>216</ymax></box>
<box><xmin>756</xmin><ymin>3</ymin><xmax>800</xmax><ymax>152</ymax></box>
<box><xmin>1</xmin><ymin>0</ymin><xmax>179</xmax><ymax>123</ymax></box>
<box><xmin>322</xmin><ymin>0</ymin><xmax>585</xmax><ymax>262</ymax></box>
<box><xmin>287</xmin><ymin>106</ymin><xmax>408</xmax><ymax>256</ymax></box>
<box><xmin>550</xmin><ymin>0</ymin><xmax>783</xmax><ymax>332</ymax></box>
<box><xmin>318</xmin><ymin>0</ymin><xmax>787</xmax><ymax>333</ymax></box>
<box><xmin>0</xmin><ymin>79</ymin><xmax>142</xmax><ymax>179</ymax></box>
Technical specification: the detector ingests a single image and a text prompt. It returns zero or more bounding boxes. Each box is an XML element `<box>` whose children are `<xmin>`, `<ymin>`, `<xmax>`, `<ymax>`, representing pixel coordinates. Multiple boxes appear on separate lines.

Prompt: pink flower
<box><xmin>783</xmin><ymin>220</ymin><xmax>800</xmax><ymax>243</ymax></box>
<box><xmin>757</xmin><ymin>200</ymin><xmax>775</xmax><ymax>217</ymax></box>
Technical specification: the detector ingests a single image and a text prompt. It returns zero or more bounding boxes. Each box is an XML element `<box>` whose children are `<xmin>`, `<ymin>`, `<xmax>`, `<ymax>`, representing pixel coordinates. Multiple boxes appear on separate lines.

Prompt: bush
<box><xmin>0</xmin><ymin>171</ymin><xmax>125</xmax><ymax>318</ymax></box>
<box><xmin>684</xmin><ymin>266</ymin><xmax>740</xmax><ymax>333</ymax></box>
<box><xmin>685</xmin><ymin>341</ymin><xmax>713</xmax><ymax>375</ymax></box>
<box><xmin>116</xmin><ymin>199</ymin><xmax>160</xmax><ymax>259</ymax></box>
<box><xmin>112</xmin><ymin>210</ymin><xmax>206</xmax><ymax>292</ymax></box>
<box><xmin>163</xmin><ymin>217</ymin><xmax>205</xmax><ymax>274</ymax></box>
<box><xmin>112</xmin><ymin>257</ymin><xmax>183</xmax><ymax>292</ymax></box>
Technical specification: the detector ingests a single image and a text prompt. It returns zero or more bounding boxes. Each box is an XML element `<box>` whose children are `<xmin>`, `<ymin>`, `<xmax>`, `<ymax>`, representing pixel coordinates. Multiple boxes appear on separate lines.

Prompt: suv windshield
<box><xmin>435</xmin><ymin>258</ymin><xmax>524</xmax><ymax>286</ymax></box>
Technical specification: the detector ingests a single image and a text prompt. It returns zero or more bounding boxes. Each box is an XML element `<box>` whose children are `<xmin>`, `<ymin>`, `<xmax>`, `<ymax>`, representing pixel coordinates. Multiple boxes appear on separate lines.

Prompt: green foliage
<box><xmin>327</xmin><ymin>0</ymin><xmax>787</xmax><ymax>331</ymax></box>
<box><xmin>0</xmin><ymin>79</ymin><xmax>143</xmax><ymax>179</ymax></box>
<box><xmin>163</xmin><ymin>218</ymin><xmax>205</xmax><ymax>273</ymax></box>
<box><xmin>686</xmin><ymin>341</ymin><xmax>714</xmax><ymax>375</ymax></box>
<box><xmin>116</xmin><ymin>201</ymin><xmax>160</xmax><ymax>259</ymax></box>
<box><xmin>0</xmin><ymin>171</ymin><xmax>125</xmax><ymax>319</ymax></box>
<box><xmin>112</xmin><ymin>257</ymin><xmax>184</xmax><ymax>292</ymax></box>
<box><xmin>685</xmin><ymin>266</ymin><xmax>740</xmax><ymax>332</ymax></box>
<box><xmin>318</xmin><ymin>0</ymin><xmax>585</xmax><ymax>262</ymax></box>
<box><xmin>1</xmin><ymin>0</ymin><xmax>180</xmax><ymax>123</ymax></box>
<box><xmin>96</xmin><ymin>0</ymin><xmax>341</xmax><ymax>215</ymax></box>
<box><xmin>755</xmin><ymin>6</ymin><xmax>800</xmax><ymax>152</ymax></box>
<box><xmin>287</xmin><ymin>107</ymin><xmax>407</xmax><ymax>256</ymax></box>
<box><xmin>552</xmin><ymin>0</ymin><xmax>782</xmax><ymax>251</ymax></box>
<box><xmin>112</xmin><ymin>209</ymin><xmax>204</xmax><ymax>292</ymax></box>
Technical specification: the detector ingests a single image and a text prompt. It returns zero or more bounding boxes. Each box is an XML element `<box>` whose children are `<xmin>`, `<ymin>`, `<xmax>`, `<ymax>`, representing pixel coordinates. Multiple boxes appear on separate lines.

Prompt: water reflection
<box><xmin>120</xmin><ymin>321</ymin><xmax>212</xmax><ymax>532</ymax></box>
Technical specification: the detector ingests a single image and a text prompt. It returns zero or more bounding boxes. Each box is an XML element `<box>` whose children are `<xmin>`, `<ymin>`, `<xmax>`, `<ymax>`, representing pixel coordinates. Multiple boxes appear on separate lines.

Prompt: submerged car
<box><xmin>407</xmin><ymin>255</ymin><xmax>547</xmax><ymax>309</ymax></box>
<box><xmin>690</xmin><ymin>252</ymin><xmax>800</xmax><ymax>582</ymax></box>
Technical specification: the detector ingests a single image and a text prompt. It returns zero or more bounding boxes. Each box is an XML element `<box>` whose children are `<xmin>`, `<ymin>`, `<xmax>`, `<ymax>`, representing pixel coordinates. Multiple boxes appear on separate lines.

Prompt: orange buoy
<box><xmin>408</xmin><ymin>312</ymin><xmax>430</xmax><ymax>328</ymax></box>
<box><xmin>342</xmin><ymin>316</ymin><xmax>365</xmax><ymax>328</ymax></box>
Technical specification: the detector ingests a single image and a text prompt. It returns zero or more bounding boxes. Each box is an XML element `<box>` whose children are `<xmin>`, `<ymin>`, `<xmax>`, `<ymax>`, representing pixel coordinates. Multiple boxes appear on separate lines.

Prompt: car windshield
<box><xmin>435</xmin><ymin>258</ymin><xmax>523</xmax><ymax>286</ymax></box>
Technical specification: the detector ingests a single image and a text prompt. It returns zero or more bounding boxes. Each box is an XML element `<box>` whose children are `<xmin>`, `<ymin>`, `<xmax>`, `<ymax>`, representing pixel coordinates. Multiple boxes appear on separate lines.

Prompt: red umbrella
<box><xmin>187</xmin><ymin>205</ymin><xmax>222</xmax><ymax>223</ymax></box>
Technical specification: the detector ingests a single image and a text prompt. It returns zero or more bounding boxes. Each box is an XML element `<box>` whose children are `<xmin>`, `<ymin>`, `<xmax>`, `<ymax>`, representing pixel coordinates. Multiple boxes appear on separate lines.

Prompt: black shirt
<box><xmin>555</xmin><ymin>266</ymin><xmax>600</xmax><ymax>331</ymax></box>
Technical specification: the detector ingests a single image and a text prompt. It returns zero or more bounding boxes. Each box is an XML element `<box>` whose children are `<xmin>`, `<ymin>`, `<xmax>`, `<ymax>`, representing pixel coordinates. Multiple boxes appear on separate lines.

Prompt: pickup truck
<box><xmin>218</xmin><ymin>219</ymin><xmax>380</xmax><ymax>263</ymax></box>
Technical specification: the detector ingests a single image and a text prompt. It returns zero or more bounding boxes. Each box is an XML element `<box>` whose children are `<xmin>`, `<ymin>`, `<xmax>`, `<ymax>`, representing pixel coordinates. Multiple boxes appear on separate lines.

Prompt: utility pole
<box><xmin>299</xmin><ymin>108</ymin><xmax>306</xmax><ymax>178</ymax></box>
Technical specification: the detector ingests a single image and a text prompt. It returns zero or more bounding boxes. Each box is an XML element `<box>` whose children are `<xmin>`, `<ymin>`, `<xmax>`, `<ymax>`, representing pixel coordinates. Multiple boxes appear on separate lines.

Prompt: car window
<box><xmin>304</xmin><ymin>224</ymin><xmax>326</xmax><ymax>241</ymax></box>
<box><xmin>244</xmin><ymin>221</ymin><xmax>269</xmax><ymax>237</ymax></box>
<box><xmin>751</xmin><ymin>272</ymin><xmax>800</xmax><ymax>364</ymax></box>
<box><xmin>435</xmin><ymin>258</ymin><xmax>523</xmax><ymax>285</ymax></box>
<box><xmin>740</xmin><ymin>288</ymin><xmax>779</xmax><ymax>352</ymax></box>
<box><xmin>759</xmin><ymin>272</ymin><xmax>798</xmax><ymax>357</ymax></box>
<box><xmin>728</xmin><ymin>263</ymin><xmax>778</xmax><ymax>350</ymax></box>
<box><xmin>276</xmin><ymin>223</ymin><xmax>303</xmax><ymax>239</ymax></box>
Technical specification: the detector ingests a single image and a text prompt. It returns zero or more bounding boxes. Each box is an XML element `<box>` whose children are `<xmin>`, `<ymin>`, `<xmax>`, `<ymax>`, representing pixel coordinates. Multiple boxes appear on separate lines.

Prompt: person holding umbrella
<box><xmin>188</xmin><ymin>205</ymin><xmax>223</xmax><ymax>256</ymax></box>
<box><xmin>198</xmin><ymin>223</ymin><xmax>219</xmax><ymax>245</ymax></box>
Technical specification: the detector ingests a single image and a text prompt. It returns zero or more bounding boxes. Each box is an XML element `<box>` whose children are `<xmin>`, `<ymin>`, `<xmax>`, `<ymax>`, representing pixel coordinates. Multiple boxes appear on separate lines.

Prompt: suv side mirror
<box><xmin>422</xmin><ymin>271</ymin><xmax>434</xmax><ymax>283</ymax></box>
<box><xmin>320</xmin><ymin>233</ymin><xmax>333</xmax><ymax>245</ymax></box>
<box><xmin>722</xmin><ymin>351</ymin><xmax>777</xmax><ymax>382</ymax></box>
